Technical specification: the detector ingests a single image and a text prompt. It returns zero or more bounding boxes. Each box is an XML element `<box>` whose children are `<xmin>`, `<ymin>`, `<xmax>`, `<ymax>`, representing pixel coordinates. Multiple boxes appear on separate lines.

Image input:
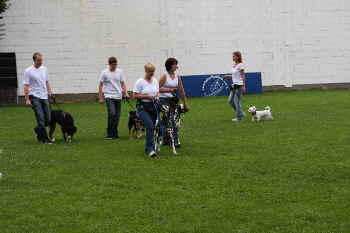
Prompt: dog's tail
<box><xmin>265</xmin><ymin>106</ymin><xmax>271</xmax><ymax>111</ymax></box>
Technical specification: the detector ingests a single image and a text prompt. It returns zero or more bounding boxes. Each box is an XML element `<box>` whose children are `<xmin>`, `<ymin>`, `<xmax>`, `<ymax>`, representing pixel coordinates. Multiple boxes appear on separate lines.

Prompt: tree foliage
<box><xmin>0</xmin><ymin>0</ymin><xmax>10</xmax><ymax>15</ymax></box>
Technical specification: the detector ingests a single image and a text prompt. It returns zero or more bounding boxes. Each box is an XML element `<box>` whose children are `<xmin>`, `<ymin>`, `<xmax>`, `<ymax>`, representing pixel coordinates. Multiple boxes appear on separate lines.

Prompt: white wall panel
<box><xmin>0</xmin><ymin>0</ymin><xmax>349</xmax><ymax>95</ymax></box>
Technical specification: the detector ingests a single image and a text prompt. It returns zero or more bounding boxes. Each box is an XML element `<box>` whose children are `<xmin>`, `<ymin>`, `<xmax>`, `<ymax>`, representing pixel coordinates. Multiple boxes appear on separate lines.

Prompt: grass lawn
<box><xmin>0</xmin><ymin>90</ymin><xmax>350</xmax><ymax>233</ymax></box>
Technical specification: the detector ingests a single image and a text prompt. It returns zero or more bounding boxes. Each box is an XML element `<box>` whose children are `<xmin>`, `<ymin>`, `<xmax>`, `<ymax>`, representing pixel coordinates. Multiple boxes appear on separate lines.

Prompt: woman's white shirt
<box><xmin>159</xmin><ymin>73</ymin><xmax>179</xmax><ymax>98</ymax></box>
<box><xmin>231</xmin><ymin>63</ymin><xmax>245</xmax><ymax>85</ymax></box>
<box><xmin>133</xmin><ymin>78</ymin><xmax>159</xmax><ymax>102</ymax></box>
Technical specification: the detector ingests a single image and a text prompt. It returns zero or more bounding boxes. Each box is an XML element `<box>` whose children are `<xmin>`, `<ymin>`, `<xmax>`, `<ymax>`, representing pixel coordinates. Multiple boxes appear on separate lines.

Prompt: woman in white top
<box><xmin>133</xmin><ymin>63</ymin><xmax>160</xmax><ymax>157</ymax></box>
<box><xmin>159</xmin><ymin>58</ymin><xmax>189</xmax><ymax>148</ymax></box>
<box><xmin>223</xmin><ymin>51</ymin><xmax>246</xmax><ymax>121</ymax></box>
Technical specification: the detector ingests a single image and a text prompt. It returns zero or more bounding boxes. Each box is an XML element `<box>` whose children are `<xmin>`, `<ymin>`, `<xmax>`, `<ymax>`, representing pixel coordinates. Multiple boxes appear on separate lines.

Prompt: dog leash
<box><xmin>50</xmin><ymin>95</ymin><xmax>67</xmax><ymax>118</ymax></box>
<box><xmin>50</xmin><ymin>95</ymin><xmax>62</xmax><ymax>111</ymax></box>
<box><xmin>123</xmin><ymin>97</ymin><xmax>136</xmax><ymax>111</ymax></box>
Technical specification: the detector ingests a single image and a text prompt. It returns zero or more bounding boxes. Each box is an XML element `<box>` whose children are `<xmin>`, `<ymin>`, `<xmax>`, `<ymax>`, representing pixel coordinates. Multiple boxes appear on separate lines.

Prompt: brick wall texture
<box><xmin>0</xmin><ymin>0</ymin><xmax>349</xmax><ymax>96</ymax></box>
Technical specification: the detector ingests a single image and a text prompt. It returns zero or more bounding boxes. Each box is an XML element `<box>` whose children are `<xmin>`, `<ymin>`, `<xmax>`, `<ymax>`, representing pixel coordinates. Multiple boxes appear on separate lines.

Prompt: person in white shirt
<box><xmin>98</xmin><ymin>57</ymin><xmax>129</xmax><ymax>139</ymax></box>
<box><xmin>223</xmin><ymin>51</ymin><xmax>246</xmax><ymax>121</ymax></box>
<box><xmin>133</xmin><ymin>63</ymin><xmax>160</xmax><ymax>157</ymax></box>
<box><xmin>23</xmin><ymin>52</ymin><xmax>53</xmax><ymax>144</ymax></box>
<box><xmin>159</xmin><ymin>57</ymin><xmax>190</xmax><ymax>148</ymax></box>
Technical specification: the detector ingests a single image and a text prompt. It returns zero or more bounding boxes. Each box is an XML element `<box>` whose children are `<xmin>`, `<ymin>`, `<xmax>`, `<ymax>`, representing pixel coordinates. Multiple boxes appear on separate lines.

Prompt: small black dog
<box><xmin>49</xmin><ymin>110</ymin><xmax>77</xmax><ymax>142</ymax></box>
<box><xmin>128</xmin><ymin>111</ymin><xmax>144</xmax><ymax>138</ymax></box>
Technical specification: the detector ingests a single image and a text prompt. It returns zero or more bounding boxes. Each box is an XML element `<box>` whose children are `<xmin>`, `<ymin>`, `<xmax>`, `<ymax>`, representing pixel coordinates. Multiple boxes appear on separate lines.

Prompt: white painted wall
<box><xmin>1</xmin><ymin>0</ymin><xmax>349</xmax><ymax>95</ymax></box>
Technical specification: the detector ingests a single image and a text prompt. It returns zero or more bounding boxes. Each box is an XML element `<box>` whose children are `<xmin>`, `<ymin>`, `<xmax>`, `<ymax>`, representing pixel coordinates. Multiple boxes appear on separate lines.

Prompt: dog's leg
<box><xmin>134</xmin><ymin>129</ymin><xmax>139</xmax><ymax>138</ymax></box>
<box><xmin>49</xmin><ymin>122</ymin><xmax>56</xmax><ymax>142</ymax></box>
<box><xmin>137</xmin><ymin>129</ymin><xmax>143</xmax><ymax>138</ymax></box>
<box><xmin>61</xmin><ymin>127</ymin><xmax>67</xmax><ymax>141</ymax></box>
<box><xmin>168</xmin><ymin>129</ymin><xmax>177</xmax><ymax>154</ymax></box>
<box><xmin>128</xmin><ymin>122</ymin><xmax>133</xmax><ymax>139</ymax></box>
<box><xmin>140</xmin><ymin>127</ymin><xmax>145</xmax><ymax>137</ymax></box>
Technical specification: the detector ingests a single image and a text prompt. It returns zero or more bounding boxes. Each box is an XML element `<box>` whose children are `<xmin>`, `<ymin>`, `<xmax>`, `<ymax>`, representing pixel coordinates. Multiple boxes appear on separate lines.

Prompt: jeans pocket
<box><xmin>29</xmin><ymin>96</ymin><xmax>39</xmax><ymax>109</ymax></box>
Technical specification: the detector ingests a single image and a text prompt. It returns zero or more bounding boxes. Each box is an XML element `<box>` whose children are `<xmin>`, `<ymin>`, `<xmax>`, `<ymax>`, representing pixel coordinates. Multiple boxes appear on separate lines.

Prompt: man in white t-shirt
<box><xmin>23</xmin><ymin>52</ymin><xmax>53</xmax><ymax>144</ymax></box>
<box><xmin>98</xmin><ymin>57</ymin><xmax>129</xmax><ymax>139</ymax></box>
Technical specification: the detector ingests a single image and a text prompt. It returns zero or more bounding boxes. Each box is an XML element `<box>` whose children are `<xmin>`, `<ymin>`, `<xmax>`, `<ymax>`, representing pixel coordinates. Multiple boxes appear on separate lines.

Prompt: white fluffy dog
<box><xmin>248</xmin><ymin>106</ymin><xmax>273</xmax><ymax>122</ymax></box>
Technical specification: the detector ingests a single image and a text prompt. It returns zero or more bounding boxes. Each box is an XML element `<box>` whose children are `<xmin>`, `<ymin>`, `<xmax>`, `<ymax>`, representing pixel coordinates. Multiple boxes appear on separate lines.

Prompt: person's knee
<box><xmin>44</xmin><ymin>115</ymin><xmax>51</xmax><ymax>126</ymax></box>
<box><xmin>145</xmin><ymin>123</ymin><xmax>154</xmax><ymax>131</ymax></box>
<box><xmin>108</xmin><ymin>111</ymin><xmax>117</xmax><ymax>118</ymax></box>
<box><xmin>38</xmin><ymin>120</ymin><xmax>46</xmax><ymax>127</ymax></box>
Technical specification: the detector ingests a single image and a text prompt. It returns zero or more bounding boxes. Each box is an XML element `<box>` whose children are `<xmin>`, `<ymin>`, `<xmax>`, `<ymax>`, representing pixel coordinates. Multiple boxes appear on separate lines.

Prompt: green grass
<box><xmin>0</xmin><ymin>90</ymin><xmax>350</xmax><ymax>233</ymax></box>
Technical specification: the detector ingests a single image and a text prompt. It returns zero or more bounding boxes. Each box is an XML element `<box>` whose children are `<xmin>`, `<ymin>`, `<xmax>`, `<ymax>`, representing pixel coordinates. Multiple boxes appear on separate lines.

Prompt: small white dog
<box><xmin>248</xmin><ymin>106</ymin><xmax>273</xmax><ymax>122</ymax></box>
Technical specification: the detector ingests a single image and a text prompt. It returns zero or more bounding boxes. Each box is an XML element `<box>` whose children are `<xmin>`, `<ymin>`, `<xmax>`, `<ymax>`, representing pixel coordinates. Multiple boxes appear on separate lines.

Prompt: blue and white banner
<box><xmin>181</xmin><ymin>72</ymin><xmax>262</xmax><ymax>97</ymax></box>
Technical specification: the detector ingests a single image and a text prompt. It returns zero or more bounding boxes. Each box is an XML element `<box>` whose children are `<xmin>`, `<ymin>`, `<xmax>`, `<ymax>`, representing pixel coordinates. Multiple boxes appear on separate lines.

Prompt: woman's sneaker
<box><xmin>148</xmin><ymin>151</ymin><xmax>157</xmax><ymax>157</ymax></box>
<box><xmin>104</xmin><ymin>136</ymin><xmax>119</xmax><ymax>140</ymax></box>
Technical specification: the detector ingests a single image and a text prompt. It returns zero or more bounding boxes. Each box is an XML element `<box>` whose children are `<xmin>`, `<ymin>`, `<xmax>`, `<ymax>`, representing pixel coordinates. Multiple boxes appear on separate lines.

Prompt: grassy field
<box><xmin>0</xmin><ymin>90</ymin><xmax>349</xmax><ymax>233</ymax></box>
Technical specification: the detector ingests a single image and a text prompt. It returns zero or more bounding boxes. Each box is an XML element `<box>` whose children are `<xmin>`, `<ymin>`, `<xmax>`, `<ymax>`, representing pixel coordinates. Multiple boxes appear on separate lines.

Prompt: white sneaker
<box><xmin>232</xmin><ymin>118</ymin><xmax>242</xmax><ymax>122</ymax></box>
<box><xmin>148</xmin><ymin>151</ymin><xmax>157</xmax><ymax>157</ymax></box>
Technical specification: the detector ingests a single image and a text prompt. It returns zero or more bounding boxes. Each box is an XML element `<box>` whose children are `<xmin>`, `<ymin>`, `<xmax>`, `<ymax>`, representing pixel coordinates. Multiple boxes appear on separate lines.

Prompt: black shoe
<box><xmin>175</xmin><ymin>144</ymin><xmax>181</xmax><ymax>148</ymax></box>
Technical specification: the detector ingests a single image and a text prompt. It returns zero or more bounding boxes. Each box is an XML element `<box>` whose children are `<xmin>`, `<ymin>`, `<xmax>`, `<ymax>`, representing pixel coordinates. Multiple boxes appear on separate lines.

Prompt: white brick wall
<box><xmin>1</xmin><ymin>0</ymin><xmax>349</xmax><ymax>95</ymax></box>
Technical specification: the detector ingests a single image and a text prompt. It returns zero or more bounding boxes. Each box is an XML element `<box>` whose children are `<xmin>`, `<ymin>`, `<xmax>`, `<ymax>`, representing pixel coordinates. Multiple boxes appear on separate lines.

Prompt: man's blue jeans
<box><xmin>30</xmin><ymin>95</ymin><xmax>51</xmax><ymax>142</ymax></box>
<box><xmin>105</xmin><ymin>98</ymin><xmax>121</xmax><ymax>137</ymax></box>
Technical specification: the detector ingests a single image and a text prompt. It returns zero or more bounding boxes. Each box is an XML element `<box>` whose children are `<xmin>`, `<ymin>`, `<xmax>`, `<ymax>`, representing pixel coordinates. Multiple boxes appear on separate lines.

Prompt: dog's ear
<box><xmin>67</xmin><ymin>126</ymin><xmax>77</xmax><ymax>134</ymax></box>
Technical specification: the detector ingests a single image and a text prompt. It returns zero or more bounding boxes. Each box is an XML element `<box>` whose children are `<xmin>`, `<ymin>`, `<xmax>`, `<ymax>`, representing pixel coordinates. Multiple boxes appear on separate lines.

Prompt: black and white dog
<box><xmin>49</xmin><ymin>110</ymin><xmax>77</xmax><ymax>142</ymax></box>
<box><xmin>160</xmin><ymin>101</ymin><xmax>186</xmax><ymax>154</ymax></box>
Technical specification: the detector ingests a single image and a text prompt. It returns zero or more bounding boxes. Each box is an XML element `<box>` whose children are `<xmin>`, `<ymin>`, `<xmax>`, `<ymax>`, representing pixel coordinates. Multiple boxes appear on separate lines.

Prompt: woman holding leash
<box><xmin>223</xmin><ymin>51</ymin><xmax>246</xmax><ymax>122</ymax></box>
<box><xmin>159</xmin><ymin>57</ymin><xmax>189</xmax><ymax>148</ymax></box>
<box><xmin>133</xmin><ymin>63</ymin><xmax>160</xmax><ymax>157</ymax></box>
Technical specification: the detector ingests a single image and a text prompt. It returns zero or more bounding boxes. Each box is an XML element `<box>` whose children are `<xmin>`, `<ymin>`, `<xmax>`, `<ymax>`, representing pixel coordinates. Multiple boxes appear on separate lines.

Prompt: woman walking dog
<box><xmin>159</xmin><ymin>57</ymin><xmax>189</xmax><ymax>148</ymax></box>
<box><xmin>133</xmin><ymin>63</ymin><xmax>160</xmax><ymax>157</ymax></box>
<box><xmin>223</xmin><ymin>51</ymin><xmax>246</xmax><ymax>122</ymax></box>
